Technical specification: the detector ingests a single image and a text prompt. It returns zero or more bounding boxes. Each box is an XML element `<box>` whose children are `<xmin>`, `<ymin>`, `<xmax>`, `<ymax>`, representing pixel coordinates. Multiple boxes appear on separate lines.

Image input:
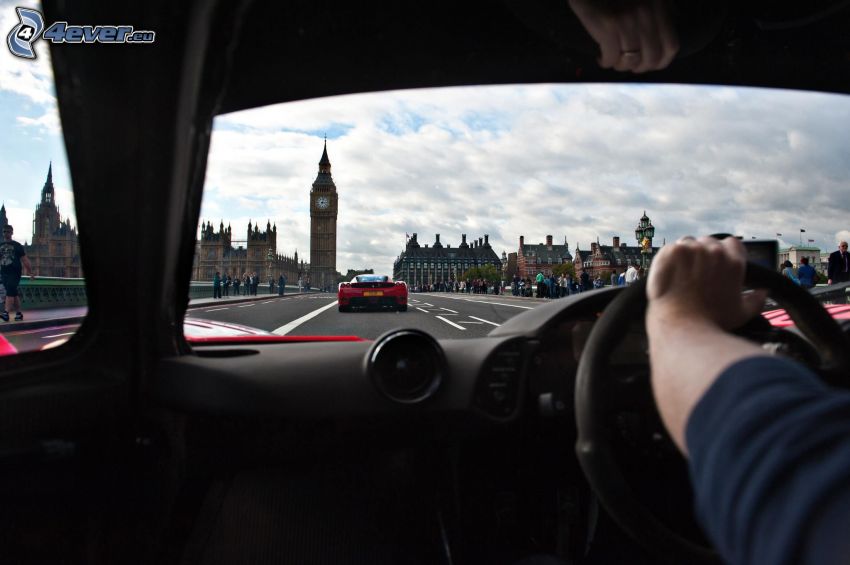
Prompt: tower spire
<box><xmin>319</xmin><ymin>138</ymin><xmax>331</xmax><ymax>171</ymax></box>
<box><xmin>41</xmin><ymin>161</ymin><xmax>55</xmax><ymax>204</ymax></box>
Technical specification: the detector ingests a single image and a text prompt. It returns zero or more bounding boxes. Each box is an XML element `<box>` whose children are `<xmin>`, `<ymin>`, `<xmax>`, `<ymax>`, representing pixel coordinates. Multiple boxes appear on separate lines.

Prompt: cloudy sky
<box><xmin>3</xmin><ymin>1</ymin><xmax>850</xmax><ymax>277</ymax></box>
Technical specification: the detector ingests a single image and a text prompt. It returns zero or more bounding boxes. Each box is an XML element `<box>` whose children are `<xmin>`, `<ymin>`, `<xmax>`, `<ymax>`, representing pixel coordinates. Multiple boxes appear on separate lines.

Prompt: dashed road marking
<box><xmin>435</xmin><ymin>316</ymin><xmax>466</xmax><ymax>330</ymax></box>
<box><xmin>416</xmin><ymin>307</ymin><xmax>430</xmax><ymax>313</ymax></box>
<box><xmin>469</xmin><ymin>316</ymin><xmax>501</xmax><ymax>326</ymax></box>
<box><xmin>204</xmin><ymin>307</ymin><xmax>230</xmax><ymax>312</ymax></box>
<box><xmin>238</xmin><ymin>303</ymin><xmax>256</xmax><ymax>308</ymax></box>
<box><xmin>41</xmin><ymin>332</ymin><xmax>76</xmax><ymax>339</ymax></box>
<box><xmin>440</xmin><ymin>307</ymin><xmax>458</xmax><ymax>313</ymax></box>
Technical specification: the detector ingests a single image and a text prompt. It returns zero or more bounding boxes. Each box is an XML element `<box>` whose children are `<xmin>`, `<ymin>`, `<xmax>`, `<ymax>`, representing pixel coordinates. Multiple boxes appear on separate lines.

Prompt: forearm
<box><xmin>647</xmin><ymin>312</ymin><xmax>766</xmax><ymax>454</ymax></box>
<box><xmin>686</xmin><ymin>356</ymin><xmax>850</xmax><ymax>565</ymax></box>
<box><xmin>22</xmin><ymin>257</ymin><xmax>33</xmax><ymax>276</ymax></box>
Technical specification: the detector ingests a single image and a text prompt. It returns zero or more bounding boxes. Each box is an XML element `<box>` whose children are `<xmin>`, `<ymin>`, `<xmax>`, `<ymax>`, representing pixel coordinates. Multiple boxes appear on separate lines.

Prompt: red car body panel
<box><xmin>763</xmin><ymin>304</ymin><xmax>850</xmax><ymax>328</ymax></box>
<box><xmin>338</xmin><ymin>275</ymin><xmax>408</xmax><ymax>310</ymax></box>
<box><xmin>0</xmin><ymin>334</ymin><xmax>17</xmax><ymax>357</ymax></box>
<box><xmin>183</xmin><ymin>318</ymin><xmax>364</xmax><ymax>344</ymax></box>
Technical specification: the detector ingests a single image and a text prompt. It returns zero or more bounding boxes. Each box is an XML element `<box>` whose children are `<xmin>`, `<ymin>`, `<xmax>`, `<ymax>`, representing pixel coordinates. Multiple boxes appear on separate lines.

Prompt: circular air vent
<box><xmin>367</xmin><ymin>329</ymin><xmax>445</xmax><ymax>404</ymax></box>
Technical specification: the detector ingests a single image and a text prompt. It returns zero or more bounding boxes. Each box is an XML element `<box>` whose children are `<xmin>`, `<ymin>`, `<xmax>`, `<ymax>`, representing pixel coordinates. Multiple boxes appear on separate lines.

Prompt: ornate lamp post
<box><xmin>634</xmin><ymin>211</ymin><xmax>656</xmax><ymax>269</ymax></box>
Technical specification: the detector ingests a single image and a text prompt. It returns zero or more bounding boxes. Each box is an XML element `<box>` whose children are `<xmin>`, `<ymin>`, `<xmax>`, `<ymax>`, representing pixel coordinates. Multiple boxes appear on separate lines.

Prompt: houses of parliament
<box><xmin>192</xmin><ymin>141</ymin><xmax>339</xmax><ymax>287</ymax></box>
<box><xmin>0</xmin><ymin>164</ymin><xmax>83</xmax><ymax>278</ymax></box>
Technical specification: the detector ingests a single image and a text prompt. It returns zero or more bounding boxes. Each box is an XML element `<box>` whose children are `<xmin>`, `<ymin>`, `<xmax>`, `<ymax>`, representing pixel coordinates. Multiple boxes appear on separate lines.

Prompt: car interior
<box><xmin>2</xmin><ymin>1</ymin><xmax>850</xmax><ymax>564</ymax></box>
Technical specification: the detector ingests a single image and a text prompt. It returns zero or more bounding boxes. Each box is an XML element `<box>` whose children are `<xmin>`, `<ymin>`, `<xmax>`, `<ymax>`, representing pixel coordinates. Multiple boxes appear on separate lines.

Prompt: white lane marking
<box><xmin>204</xmin><ymin>307</ymin><xmax>230</xmax><ymax>312</ymax></box>
<box><xmin>238</xmin><ymin>303</ymin><xmax>256</xmax><ymax>308</ymax></box>
<box><xmin>469</xmin><ymin>316</ymin><xmax>501</xmax><ymax>326</ymax></box>
<box><xmin>41</xmin><ymin>332</ymin><xmax>76</xmax><ymax>339</ymax></box>
<box><xmin>422</xmin><ymin>303</ymin><xmax>434</xmax><ymax>307</ymax></box>
<box><xmin>435</xmin><ymin>316</ymin><xmax>466</xmax><ymax>330</ymax></box>
<box><xmin>416</xmin><ymin>307</ymin><xmax>430</xmax><ymax>313</ymax></box>
<box><xmin>429</xmin><ymin>294</ymin><xmax>536</xmax><ymax>309</ymax></box>
<box><xmin>262</xmin><ymin>300</ymin><xmax>275</xmax><ymax>304</ymax></box>
<box><xmin>457</xmin><ymin>321</ymin><xmax>483</xmax><ymax>325</ymax></box>
<box><xmin>273</xmin><ymin>299</ymin><xmax>339</xmax><ymax>335</ymax></box>
<box><xmin>440</xmin><ymin>307</ymin><xmax>458</xmax><ymax>313</ymax></box>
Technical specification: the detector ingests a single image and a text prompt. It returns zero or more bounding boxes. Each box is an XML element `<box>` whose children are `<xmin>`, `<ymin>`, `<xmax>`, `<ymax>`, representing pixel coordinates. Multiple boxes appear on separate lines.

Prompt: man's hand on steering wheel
<box><xmin>646</xmin><ymin>236</ymin><xmax>769</xmax><ymax>454</ymax></box>
<box><xmin>647</xmin><ymin>236</ymin><xmax>765</xmax><ymax>334</ymax></box>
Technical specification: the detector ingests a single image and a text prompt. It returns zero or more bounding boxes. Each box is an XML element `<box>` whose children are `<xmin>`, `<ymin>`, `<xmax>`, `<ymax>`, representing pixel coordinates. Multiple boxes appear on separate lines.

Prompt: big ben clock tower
<box><xmin>309</xmin><ymin>140</ymin><xmax>338</xmax><ymax>290</ymax></box>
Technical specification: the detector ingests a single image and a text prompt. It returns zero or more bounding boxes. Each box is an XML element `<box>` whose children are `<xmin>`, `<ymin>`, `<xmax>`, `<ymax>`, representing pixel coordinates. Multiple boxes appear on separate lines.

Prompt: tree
<box><xmin>552</xmin><ymin>262</ymin><xmax>576</xmax><ymax>279</ymax></box>
<box><xmin>461</xmin><ymin>264</ymin><xmax>501</xmax><ymax>283</ymax></box>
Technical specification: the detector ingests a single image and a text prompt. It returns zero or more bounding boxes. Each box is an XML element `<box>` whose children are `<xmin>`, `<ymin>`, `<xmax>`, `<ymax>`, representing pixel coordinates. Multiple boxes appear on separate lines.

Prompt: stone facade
<box><xmin>192</xmin><ymin>220</ymin><xmax>304</xmax><ymax>284</ymax></box>
<box><xmin>10</xmin><ymin>164</ymin><xmax>83</xmax><ymax>278</ymax></box>
<box><xmin>779</xmin><ymin>245</ymin><xmax>821</xmax><ymax>272</ymax></box>
<box><xmin>309</xmin><ymin>141</ymin><xmax>338</xmax><ymax>291</ymax></box>
<box><xmin>393</xmin><ymin>233</ymin><xmax>502</xmax><ymax>286</ymax></box>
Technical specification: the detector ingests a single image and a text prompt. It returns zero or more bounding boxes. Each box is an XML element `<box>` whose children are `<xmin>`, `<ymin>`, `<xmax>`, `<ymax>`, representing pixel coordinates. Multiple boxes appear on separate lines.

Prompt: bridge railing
<box><xmin>5</xmin><ymin>277</ymin><xmax>87</xmax><ymax>309</ymax></box>
<box><xmin>1</xmin><ymin>278</ymin><xmax>313</xmax><ymax>308</ymax></box>
<box><xmin>187</xmin><ymin>281</ymin><xmax>310</xmax><ymax>299</ymax></box>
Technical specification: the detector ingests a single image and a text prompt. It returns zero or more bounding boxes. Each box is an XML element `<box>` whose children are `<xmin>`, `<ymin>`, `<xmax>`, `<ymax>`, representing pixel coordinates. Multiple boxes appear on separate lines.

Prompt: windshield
<box><xmin>3</xmin><ymin>83</ymin><xmax>850</xmax><ymax>353</ymax></box>
<box><xmin>184</xmin><ymin>84</ymin><xmax>850</xmax><ymax>340</ymax></box>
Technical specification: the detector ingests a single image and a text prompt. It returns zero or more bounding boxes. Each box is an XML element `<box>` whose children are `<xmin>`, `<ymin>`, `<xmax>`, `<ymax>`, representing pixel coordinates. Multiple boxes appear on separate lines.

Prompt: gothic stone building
<box><xmin>193</xmin><ymin>142</ymin><xmax>347</xmax><ymax>286</ymax></box>
<box><xmin>516</xmin><ymin>235</ymin><xmax>573</xmax><ymax>279</ymax></box>
<box><xmin>3</xmin><ymin>164</ymin><xmax>83</xmax><ymax>278</ymax></box>
<box><xmin>393</xmin><ymin>233</ymin><xmax>502</xmax><ymax>287</ymax></box>
<box><xmin>309</xmin><ymin>141</ymin><xmax>338</xmax><ymax>291</ymax></box>
<box><xmin>193</xmin><ymin>219</ymin><xmax>304</xmax><ymax>284</ymax></box>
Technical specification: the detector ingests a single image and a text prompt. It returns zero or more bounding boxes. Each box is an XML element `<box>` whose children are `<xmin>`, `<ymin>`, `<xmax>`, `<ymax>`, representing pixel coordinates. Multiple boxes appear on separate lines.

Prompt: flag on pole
<box><xmin>776</xmin><ymin>233</ymin><xmax>782</xmax><ymax>237</ymax></box>
<box><xmin>801</xmin><ymin>229</ymin><xmax>806</xmax><ymax>233</ymax></box>
<box><xmin>808</xmin><ymin>239</ymin><xmax>815</xmax><ymax>243</ymax></box>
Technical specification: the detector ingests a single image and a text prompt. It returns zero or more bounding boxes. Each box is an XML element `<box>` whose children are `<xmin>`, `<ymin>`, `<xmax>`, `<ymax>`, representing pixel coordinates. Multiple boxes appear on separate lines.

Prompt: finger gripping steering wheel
<box><xmin>574</xmin><ymin>263</ymin><xmax>850</xmax><ymax>564</ymax></box>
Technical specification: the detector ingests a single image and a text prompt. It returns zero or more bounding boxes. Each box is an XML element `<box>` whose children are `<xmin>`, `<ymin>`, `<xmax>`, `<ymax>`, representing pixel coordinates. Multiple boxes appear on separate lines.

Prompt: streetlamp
<box><xmin>634</xmin><ymin>211</ymin><xmax>656</xmax><ymax>269</ymax></box>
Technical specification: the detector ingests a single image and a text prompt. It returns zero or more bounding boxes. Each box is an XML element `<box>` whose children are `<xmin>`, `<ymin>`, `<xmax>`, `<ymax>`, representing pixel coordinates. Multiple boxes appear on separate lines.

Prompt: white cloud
<box><xmin>0</xmin><ymin>2</ymin><xmax>56</xmax><ymax>105</ymax></box>
<box><xmin>201</xmin><ymin>84</ymin><xmax>850</xmax><ymax>273</ymax></box>
<box><xmin>16</xmin><ymin>107</ymin><xmax>61</xmax><ymax>134</ymax></box>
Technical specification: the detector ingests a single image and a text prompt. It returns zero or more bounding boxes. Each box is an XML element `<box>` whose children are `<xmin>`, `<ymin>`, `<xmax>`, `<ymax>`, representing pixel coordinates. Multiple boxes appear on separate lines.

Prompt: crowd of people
<box><xmin>779</xmin><ymin>241</ymin><xmax>849</xmax><ymax>288</ymax></box>
<box><xmin>210</xmin><ymin>271</ymin><xmax>291</xmax><ymax>299</ymax></box>
<box><xmin>409</xmin><ymin>279</ymin><xmax>500</xmax><ymax>294</ymax></box>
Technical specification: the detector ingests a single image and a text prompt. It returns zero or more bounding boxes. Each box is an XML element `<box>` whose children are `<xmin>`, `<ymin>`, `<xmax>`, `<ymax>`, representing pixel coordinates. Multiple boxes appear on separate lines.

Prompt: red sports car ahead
<box><xmin>338</xmin><ymin>274</ymin><xmax>408</xmax><ymax>312</ymax></box>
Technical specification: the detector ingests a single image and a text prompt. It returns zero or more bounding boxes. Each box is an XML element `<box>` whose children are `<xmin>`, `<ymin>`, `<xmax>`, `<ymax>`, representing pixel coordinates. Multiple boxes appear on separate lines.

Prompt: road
<box><xmin>3</xmin><ymin>293</ymin><xmax>547</xmax><ymax>353</ymax></box>
<box><xmin>190</xmin><ymin>292</ymin><xmax>539</xmax><ymax>339</ymax></box>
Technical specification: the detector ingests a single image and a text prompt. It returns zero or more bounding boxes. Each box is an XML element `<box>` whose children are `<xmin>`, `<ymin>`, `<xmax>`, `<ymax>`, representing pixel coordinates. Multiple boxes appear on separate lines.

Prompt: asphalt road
<box><xmin>3</xmin><ymin>292</ymin><xmax>547</xmax><ymax>353</ymax></box>
<box><xmin>189</xmin><ymin>292</ymin><xmax>540</xmax><ymax>339</ymax></box>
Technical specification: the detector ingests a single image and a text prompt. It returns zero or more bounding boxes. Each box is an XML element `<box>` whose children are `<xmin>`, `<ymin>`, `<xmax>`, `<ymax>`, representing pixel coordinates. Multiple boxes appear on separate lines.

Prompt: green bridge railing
<box><xmin>2</xmin><ymin>278</ymin><xmax>313</xmax><ymax>309</ymax></box>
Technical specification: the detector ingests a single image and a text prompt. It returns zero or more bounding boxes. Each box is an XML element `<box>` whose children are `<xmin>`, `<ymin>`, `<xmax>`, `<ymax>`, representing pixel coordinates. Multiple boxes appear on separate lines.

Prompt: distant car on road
<box><xmin>338</xmin><ymin>274</ymin><xmax>408</xmax><ymax>312</ymax></box>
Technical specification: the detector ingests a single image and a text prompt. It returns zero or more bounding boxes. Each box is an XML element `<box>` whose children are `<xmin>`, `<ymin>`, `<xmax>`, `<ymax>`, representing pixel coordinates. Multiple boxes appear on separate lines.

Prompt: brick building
<box><xmin>573</xmin><ymin>236</ymin><xmax>659</xmax><ymax>280</ymax></box>
<box><xmin>516</xmin><ymin>235</ymin><xmax>572</xmax><ymax>278</ymax></box>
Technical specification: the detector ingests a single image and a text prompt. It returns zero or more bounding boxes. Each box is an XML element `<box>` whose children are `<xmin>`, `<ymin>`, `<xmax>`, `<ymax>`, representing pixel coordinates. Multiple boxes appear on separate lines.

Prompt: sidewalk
<box><xmin>0</xmin><ymin>289</ymin><xmax>324</xmax><ymax>333</ymax></box>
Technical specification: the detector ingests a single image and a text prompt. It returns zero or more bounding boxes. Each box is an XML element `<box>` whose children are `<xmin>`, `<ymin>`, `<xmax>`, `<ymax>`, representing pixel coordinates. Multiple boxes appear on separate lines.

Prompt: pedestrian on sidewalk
<box><xmin>213</xmin><ymin>271</ymin><xmax>222</xmax><ymax>299</ymax></box>
<box><xmin>0</xmin><ymin>225</ymin><xmax>35</xmax><ymax>322</ymax></box>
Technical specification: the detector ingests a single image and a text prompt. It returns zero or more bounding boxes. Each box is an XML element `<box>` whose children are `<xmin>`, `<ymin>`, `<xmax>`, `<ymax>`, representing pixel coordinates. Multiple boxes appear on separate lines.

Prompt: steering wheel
<box><xmin>574</xmin><ymin>262</ymin><xmax>850</xmax><ymax>564</ymax></box>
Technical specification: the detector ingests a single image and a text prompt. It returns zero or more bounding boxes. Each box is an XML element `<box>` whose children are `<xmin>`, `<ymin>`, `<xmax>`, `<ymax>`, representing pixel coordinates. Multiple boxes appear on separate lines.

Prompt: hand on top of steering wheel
<box><xmin>647</xmin><ymin>236</ymin><xmax>767</xmax><ymax>335</ymax></box>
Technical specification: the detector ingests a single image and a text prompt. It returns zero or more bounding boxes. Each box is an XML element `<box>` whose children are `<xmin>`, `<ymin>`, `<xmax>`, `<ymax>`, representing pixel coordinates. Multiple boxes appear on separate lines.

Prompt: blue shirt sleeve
<box><xmin>685</xmin><ymin>356</ymin><xmax>850</xmax><ymax>565</ymax></box>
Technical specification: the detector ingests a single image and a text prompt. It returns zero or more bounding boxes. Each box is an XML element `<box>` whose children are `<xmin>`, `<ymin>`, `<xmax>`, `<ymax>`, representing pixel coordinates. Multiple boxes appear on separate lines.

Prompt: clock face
<box><xmin>316</xmin><ymin>196</ymin><xmax>330</xmax><ymax>209</ymax></box>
